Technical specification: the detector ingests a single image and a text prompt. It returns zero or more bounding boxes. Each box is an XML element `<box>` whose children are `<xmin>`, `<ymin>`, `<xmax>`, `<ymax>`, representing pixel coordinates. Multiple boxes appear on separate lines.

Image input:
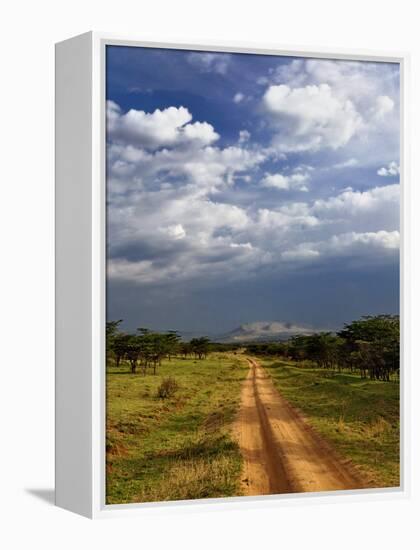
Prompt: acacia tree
<box><xmin>304</xmin><ymin>333</ymin><xmax>343</xmax><ymax>370</ymax></box>
<box><xmin>338</xmin><ymin>315</ymin><xmax>399</xmax><ymax>381</ymax></box>
<box><xmin>112</xmin><ymin>332</ymin><xmax>130</xmax><ymax>368</ymax></box>
<box><xmin>135</xmin><ymin>329</ymin><xmax>181</xmax><ymax>374</ymax></box>
<box><xmin>124</xmin><ymin>334</ymin><xmax>142</xmax><ymax>374</ymax></box>
<box><xmin>190</xmin><ymin>337</ymin><xmax>210</xmax><ymax>360</ymax></box>
<box><xmin>288</xmin><ymin>336</ymin><xmax>309</xmax><ymax>362</ymax></box>
<box><xmin>107</xmin><ymin>322</ymin><xmax>185</xmax><ymax>375</ymax></box>
<box><xmin>163</xmin><ymin>331</ymin><xmax>181</xmax><ymax>361</ymax></box>
<box><xmin>136</xmin><ymin>329</ymin><xmax>157</xmax><ymax>374</ymax></box>
<box><xmin>180</xmin><ymin>341</ymin><xmax>192</xmax><ymax>359</ymax></box>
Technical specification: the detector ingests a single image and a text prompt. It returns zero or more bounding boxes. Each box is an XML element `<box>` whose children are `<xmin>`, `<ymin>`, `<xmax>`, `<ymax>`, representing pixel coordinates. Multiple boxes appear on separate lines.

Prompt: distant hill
<box><xmin>216</xmin><ymin>321</ymin><xmax>319</xmax><ymax>343</ymax></box>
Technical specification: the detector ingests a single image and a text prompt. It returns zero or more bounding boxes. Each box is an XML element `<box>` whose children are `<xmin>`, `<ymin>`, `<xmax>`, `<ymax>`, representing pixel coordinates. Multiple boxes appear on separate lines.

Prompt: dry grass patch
<box><xmin>137</xmin><ymin>454</ymin><xmax>241</xmax><ymax>503</ymax></box>
<box><xmin>364</xmin><ymin>416</ymin><xmax>392</xmax><ymax>438</ymax></box>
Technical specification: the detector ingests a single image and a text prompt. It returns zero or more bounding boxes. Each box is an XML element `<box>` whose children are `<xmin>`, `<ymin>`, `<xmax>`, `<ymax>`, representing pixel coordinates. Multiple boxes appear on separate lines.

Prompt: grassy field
<box><xmin>106</xmin><ymin>353</ymin><xmax>248</xmax><ymax>504</ymax></box>
<box><xmin>261</xmin><ymin>359</ymin><xmax>400</xmax><ymax>488</ymax></box>
<box><xmin>107</xmin><ymin>352</ymin><xmax>400</xmax><ymax>503</ymax></box>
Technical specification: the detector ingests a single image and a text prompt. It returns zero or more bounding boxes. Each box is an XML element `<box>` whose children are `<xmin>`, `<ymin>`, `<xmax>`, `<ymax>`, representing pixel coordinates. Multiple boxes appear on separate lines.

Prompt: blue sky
<box><xmin>106</xmin><ymin>46</ymin><xmax>400</xmax><ymax>337</ymax></box>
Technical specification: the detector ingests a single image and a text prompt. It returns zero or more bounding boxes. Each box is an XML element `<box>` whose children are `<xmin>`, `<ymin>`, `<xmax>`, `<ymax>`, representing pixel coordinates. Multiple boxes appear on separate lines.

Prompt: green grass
<box><xmin>260</xmin><ymin>359</ymin><xmax>400</xmax><ymax>488</ymax></box>
<box><xmin>106</xmin><ymin>353</ymin><xmax>248</xmax><ymax>504</ymax></box>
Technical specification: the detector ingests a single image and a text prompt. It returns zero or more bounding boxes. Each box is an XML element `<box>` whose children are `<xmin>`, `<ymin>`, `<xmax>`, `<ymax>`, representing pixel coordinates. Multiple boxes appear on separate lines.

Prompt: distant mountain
<box><xmin>216</xmin><ymin>321</ymin><xmax>319</xmax><ymax>343</ymax></box>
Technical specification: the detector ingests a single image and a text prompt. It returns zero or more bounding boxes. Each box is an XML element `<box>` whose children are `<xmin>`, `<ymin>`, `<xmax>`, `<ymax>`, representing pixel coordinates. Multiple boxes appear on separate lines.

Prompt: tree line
<box><xmin>106</xmin><ymin>320</ymin><xmax>212</xmax><ymax>375</ymax></box>
<box><xmin>246</xmin><ymin>315</ymin><xmax>399</xmax><ymax>382</ymax></box>
<box><xmin>107</xmin><ymin>314</ymin><xmax>399</xmax><ymax>382</ymax></box>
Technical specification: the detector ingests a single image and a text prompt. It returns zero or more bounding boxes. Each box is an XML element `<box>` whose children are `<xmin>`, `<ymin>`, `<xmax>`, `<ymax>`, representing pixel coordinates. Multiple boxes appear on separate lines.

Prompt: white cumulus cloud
<box><xmin>377</xmin><ymin>161</ymin><xmax>400</xmax><ymax>177</ymax></box>
<box><xmin>262</xmin><ymin>84</ymin><xmax>363</xmax><ymax>152</ymax></box>
<box><xmin>260</xmin><ymin>171</ymin><xmax>310</xmax><ymax>191</ymax></box>
<box><xmin>261</xmin><ymin>58</ymin><xmax>399</xmax><ymax>160</ymax></box>
<box><xmin>107</xmin><ymin>101</ymin><xmax>219</xmax><ymax>150</ymax></box>
<box><xmin>312</xmin><ymin>184</ymin><xmax>399</xmax><ymax>216</ymax></box>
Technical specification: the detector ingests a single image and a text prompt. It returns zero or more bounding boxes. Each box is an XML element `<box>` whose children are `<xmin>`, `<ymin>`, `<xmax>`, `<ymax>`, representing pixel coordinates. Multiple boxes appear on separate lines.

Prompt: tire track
<box><xmin>234</xmin><ymin>358</ymin><xmax>366</xmax><ymax>496</ymax></box>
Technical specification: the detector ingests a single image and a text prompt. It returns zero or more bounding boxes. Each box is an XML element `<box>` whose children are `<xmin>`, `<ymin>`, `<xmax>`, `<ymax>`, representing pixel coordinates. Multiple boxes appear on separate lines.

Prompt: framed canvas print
<box><xmin>55</xmin><ymin>32</ymin><xmax>409</xmax><ymax>518</ymax></box>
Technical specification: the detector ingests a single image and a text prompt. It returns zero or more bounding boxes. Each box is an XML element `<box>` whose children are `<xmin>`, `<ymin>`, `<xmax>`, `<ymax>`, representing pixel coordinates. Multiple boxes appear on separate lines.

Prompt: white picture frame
<box><xmin>55</xmin><ymin>31</ymin><xmax>410</xmax><ymax>519</ymax></box>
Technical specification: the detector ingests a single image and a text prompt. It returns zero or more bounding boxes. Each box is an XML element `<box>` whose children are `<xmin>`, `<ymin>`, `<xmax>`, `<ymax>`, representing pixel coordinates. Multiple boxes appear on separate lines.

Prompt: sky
<box><xmin>106</xmin><ymin>46</ymin><xmax>400</xmax><ymax>337</ymax></box>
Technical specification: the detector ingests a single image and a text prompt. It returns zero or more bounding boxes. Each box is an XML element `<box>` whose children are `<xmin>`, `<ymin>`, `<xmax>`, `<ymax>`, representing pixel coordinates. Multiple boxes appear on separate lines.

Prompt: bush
<box><xmin>156</xmin><ymin>377</ymin><xmax>179</xmax><ymax>399</ymax></box>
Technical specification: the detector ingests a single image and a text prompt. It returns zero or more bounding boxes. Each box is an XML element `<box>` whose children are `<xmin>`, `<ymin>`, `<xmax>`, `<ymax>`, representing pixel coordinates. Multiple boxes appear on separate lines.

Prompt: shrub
<box><xmin>156</xmin><ymin>377</ymin><xmax>179</xmax><ymax>399</ymax></box>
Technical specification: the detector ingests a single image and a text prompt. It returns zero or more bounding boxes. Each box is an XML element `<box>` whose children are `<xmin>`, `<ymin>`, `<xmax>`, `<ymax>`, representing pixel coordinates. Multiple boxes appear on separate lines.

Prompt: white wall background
<box><xmin>0</xmin><ymin>0</ymin><xmax>418</xmax><ymax>547</ymax></box>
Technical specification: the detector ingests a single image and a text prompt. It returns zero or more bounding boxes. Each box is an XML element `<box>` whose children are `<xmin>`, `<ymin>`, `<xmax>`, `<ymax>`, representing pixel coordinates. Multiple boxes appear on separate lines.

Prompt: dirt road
<box><xmin>234</xmin><ymin>358</ymin><xmax>366</xmax><ymax>495</ymax></box>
